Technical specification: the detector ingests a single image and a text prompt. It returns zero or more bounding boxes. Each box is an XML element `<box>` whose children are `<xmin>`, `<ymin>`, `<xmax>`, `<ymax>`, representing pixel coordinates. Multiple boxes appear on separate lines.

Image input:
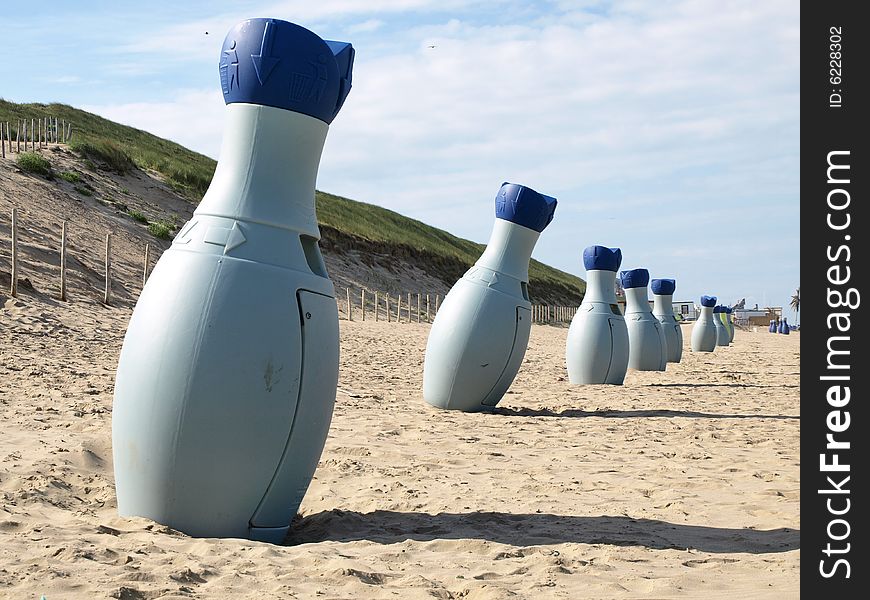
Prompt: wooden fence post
<box><xmin>386</xmin><ymin>293</ymin><xmax>391</xmax><ymax>323</ymax></box>
<box><xmin>61</xmin><ymin>119</ymin><xmax>65</xmax><ymax>143</ymax></box>
<box><xmin>104</xmin><ymin>233</ymin><xmax>112</xmax><ymax>305</ymax></box>
<box><xmin>143</xmin><ymin>243</ymin><xmax>151</xmax><ymax>287</ymax></box>
<box><xmin>1</xmin><ymin>122</ymin><xmax>5</xmax><ymax>158</ymax></box>
<box><xmin>406</xmin><ymin>292</ymin><xmax>411</xmax><ymax>323</ymax></box>
<box><xmin>16</xmin><ymin>120</ymin><xmax>20</xmax><ymax>152</ymax></box>
<box><xmin>10</xmin><ymin>208</ymin><xmax>18</xmax><ymax>297</ymax></box>
<box><xmin>361</xmin><ymin>288</ymin><xmax>366</xmax><ymax>321</ymax></box>
<box><xmin>31</xmin><ymin>119</ymin><xmax>35</xmax><ymax>151</ymax></box>
<box><xmin>416</xmin><ymin>293</ymin><xmax>421</xmax><ymax>323</ymax></box>
<box><xmin>435</xmin><ymin>294</ymin><xmax>440</xmax><ymax>314</ymax></box>
<box><xmin>374</xmin><ymin>291</ymin><xmax>379</xmax><ymax>322</ymax></box>
<box><xmin>60</xmin><ymin>220</ymin><xmax>67</xmax><ymax>301</ymax></box>
<box><xmin>346</xmin><ymin>287</ymin><xmax>352</xmax><ymax>321</ymax></box>
<box><xmin>396</xmin><ymin>293</ymin><xmax>402</xmax><ymax>322</ymax></box>
<box><xmin>426</xmin><ymin>294</ymin><xmax>430</xmax><ymax>321</ymax></box>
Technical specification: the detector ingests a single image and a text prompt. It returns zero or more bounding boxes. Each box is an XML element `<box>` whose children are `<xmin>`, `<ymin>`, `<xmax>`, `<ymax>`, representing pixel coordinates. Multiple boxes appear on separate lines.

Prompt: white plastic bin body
<box><xmin>624</xmin><ymin>286</ymin><xmax>667</xmax><ymax>371</ymax></box>
<box><xmin>691</xmin><ymin>305</ymin><xmax>718</xmax><ymax>352</ymax></box>
<box><xmin>424</xmin><ymin>183</ymin><xmax>556</xmax><ymax>412</ymax></box>
<box><xmin>566</xmin><ymin>269</ymin><xmax>629</xmax><ymax>384</ymax></box>
<box><xmin>423</xmin><ymin>219</ymin><xmax>538</xmax><ymax>411</ymax></box>
<box><xmin>713</xmin><ymin>306</ymin><xmax>731</xmax><ymax>346</ymax></box>
<box><xmin>113</xmin><ymin>50</ymin><xmax>347</xmax><ymax>542</ymax></box>
<box><xmin>652</xmin><ymin>292</ymin><xmax>682</xmax><ymax>363</ymax></box>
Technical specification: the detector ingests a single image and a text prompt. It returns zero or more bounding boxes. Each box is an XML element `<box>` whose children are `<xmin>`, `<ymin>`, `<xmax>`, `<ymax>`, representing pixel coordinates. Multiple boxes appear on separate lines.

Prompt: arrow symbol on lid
<box><xmin>252</xmin><ymin>20</ymin><xmax>280</xmax><ymax>85</ymax></box>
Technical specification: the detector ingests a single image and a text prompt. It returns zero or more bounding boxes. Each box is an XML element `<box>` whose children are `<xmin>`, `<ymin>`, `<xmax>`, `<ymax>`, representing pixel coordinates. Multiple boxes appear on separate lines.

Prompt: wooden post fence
<box><xmin>143</xmin><ymin>243</ymin><xmax>151</xmax><ymax>287</ymax></box>
<box><xmin>104</xmin><ymin>233</ymin><xmax>112</xmax><ymax>305</ymax></box>
<box><xmin>60</xmin><ymin>220</ymin><xmax>67</xmax><ymax>301</ymax></box>
<box><xmin>10</xmin><ymin>208</ymin><xmax>18</xmax><ymax>297</ymax></box>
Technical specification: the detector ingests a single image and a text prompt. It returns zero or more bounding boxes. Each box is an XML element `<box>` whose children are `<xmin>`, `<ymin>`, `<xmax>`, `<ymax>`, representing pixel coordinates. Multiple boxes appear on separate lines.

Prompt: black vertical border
<box><xmin>801</xmin><ymin>1</ymin><xmax>868</xmax><ymax>595</ymax></box>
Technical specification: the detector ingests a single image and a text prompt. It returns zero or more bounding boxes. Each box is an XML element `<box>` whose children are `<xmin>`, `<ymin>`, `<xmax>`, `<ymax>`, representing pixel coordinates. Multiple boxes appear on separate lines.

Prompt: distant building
<box><xmin>733</xmin><ymin>306</ymin><xmax>783</xmax><ymax>327</ymax></box>
<box><xmin>672</xmin><ymin>301</ymin><xmax>696</xmax><ymax>321</ymax></box>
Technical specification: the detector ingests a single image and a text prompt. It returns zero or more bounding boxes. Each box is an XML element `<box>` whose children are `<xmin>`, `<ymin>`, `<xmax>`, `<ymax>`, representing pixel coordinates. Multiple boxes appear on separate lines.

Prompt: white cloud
<box><xmin>345</xmin><ymin>19</ymin><xmax>385</xmax><ymax>34</ymax></box>
<box><xmin>82</xmin><ymin>89</ymin><xmax>225</xmax><ymax>158</ymax></box>
<box><xmin>82</xmin><ymin>0</ymin><xmax>799</xmax><ymax>309</ymax></box>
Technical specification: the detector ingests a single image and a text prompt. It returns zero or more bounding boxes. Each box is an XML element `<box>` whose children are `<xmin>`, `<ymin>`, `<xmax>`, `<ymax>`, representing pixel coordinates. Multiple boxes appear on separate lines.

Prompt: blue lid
<box><xmin>494</xmin><ymin>182</ymin><xmax>557</xmax><ymax>232</ymax></box>
<box><xmin>619</xmin><ymin>268</ymin><xmax>649</xmax><ymax>289</ymax></box>
<box><xmin>583</xmin><ymin>246</ymin><xmax>622</xmax><ymax>272</ymax></box>
<box><xmin>220</xmin><ymin>18</ymin><xmax>354</xmax><ymax>123</ymax></box>
<box><xmin>713</xmin><ymin>305</ymin><xmax>724</xmax><ymax>313</ymax></box>
<box><xmin>651</xmin><ymin>278</ymin><xmax>676</xmax><ymax>295</ymax></box>
<box><xmin>725</xmin><ymin>307</ymin><xmax>733</xmax><ymax>314</ymax></box>
<box><xmin>700</xmin><ymin>295</ymin><xmax>717</xmax><ymax>307</ymax></box>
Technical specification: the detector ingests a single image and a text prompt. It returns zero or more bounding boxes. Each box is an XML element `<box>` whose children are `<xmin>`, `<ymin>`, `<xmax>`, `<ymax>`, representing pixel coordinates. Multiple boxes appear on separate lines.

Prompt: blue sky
<box><xmin>6</xmin><ymin>1</ymin><xmax>800</xmax><ymax>317</ymax></box>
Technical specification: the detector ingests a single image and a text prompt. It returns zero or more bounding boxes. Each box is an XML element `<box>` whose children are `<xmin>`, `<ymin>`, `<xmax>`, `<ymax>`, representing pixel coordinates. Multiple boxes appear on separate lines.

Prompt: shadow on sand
<box><xmin>645</xmin><ymin>382</ymin><xmax>799</xmax><ymax>389</ymax></box>
<box><xmin>492</xmin><ymin>407</ymin><xmax>799</xmax><ymax>420</ymax></box>
<box><xmin>286</xmin><ymin>509</ymin><xmax>798</xmax><ymax>554</ymax></box>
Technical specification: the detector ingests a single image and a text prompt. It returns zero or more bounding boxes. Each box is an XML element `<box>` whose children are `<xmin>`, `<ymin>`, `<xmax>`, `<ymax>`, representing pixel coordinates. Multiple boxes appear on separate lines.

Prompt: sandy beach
<box><xmin>0</xmin><ymin>290</ymin><xmax>799</xmax><ymax>599</ymax></box>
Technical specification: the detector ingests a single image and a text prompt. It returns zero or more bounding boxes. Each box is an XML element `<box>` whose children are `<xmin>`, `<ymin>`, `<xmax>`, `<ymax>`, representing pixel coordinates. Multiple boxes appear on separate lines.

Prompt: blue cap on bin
<box><xmin>220</xmin><ymin>18</ymin><xmax>354</xmax><ymax>123</ymax></box>
<box><xmin>700</xmin><ymin>295</ymin><xmax>717</xmax><ymax>307</ymax></box>
<box><xmin>713</xmin><ymin>305</ymin><xmax>724</xmax><ymax>313</ymax></box>
<box><xmin>651</xmin><ymin>278</ymin><xmax>675</xmax><ymax>295</ymax></box>
<box><xmin>494</xmin><ymin>182</ymin><xmax>557</xmax><ymax>232</ymax></box>
<box><xmin>583</xmin><ymin>246</ymin><xmax>622</xmax><ymax>272</ymax></box>
<box><xmin>619</xmin><ymin>268</ymin><xmax>650</xmax><ymax>289</ymax></box>
<box><xmin>725</xmin><ymin>307</ymin><xmax>733</xmax><ymax>314</ymax></box>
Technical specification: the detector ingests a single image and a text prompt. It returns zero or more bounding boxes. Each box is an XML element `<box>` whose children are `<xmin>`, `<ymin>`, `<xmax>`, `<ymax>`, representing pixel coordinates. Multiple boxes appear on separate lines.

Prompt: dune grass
<box><xmin>15</xmin><ymin>152</ymin><xmax>52</xmax><ymax>178</ymax></box>
<box><xmin>1</xmin><ymin>99</ymin><xmax>215</xmax><ymax>198</ymax></box>
<box><xmin>1</xmin><ymin>99</ymin><xmax>585</xmax><ymax>300</ymax></box>
<box><xmin>316</xmin><ymin>191</ymin><xmax>585</xmax><ymax>299</ymax></box>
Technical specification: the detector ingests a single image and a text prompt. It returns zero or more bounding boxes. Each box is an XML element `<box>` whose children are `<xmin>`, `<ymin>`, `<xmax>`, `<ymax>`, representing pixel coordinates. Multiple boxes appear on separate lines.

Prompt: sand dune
<box><xmin>0</xmin><ymin>288</ymin><xmax>799</xmax><ymax>599</ymax></box>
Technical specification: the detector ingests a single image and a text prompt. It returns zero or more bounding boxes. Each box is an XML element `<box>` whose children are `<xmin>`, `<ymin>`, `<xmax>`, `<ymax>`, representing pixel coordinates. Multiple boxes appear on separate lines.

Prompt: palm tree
<box><xmin>790</xmin><ymin>287</ymin><xmax>800</xmax><ymax>325</ymax></box>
